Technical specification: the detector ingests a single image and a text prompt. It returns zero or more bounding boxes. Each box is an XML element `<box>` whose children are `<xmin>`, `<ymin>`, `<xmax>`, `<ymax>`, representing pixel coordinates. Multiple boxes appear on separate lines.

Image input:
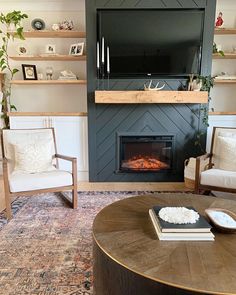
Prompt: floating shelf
<box><xmin>10</xmin><ymin>55</ymin><xmax>86</xmax><ymax>61</ymax></box>
<box><xmin>209</xmin><ymin>112</ymin><xmax>236</xmax><ymax>116</ymax></box>
<box><xmin>95</xmin><ymin>91</ymin><xmax>208</xmax><ymax>104</ymax></box>
<box><xmin>214</xmin><ymin>28</ymin><xmax>236</xmax><ymax>35</ymax></box>
<box><xmin>8</xmin><ymin>30</ymin><xmax>86</xmax><ymax>38</ymax></box>
<box><xmin>213</xmin><ymin>53</ymin><xmax>236</xmax><ymax>59</ymax></box>
<box><xmin>11</xmin><ymin>80</ymin><xmax>87</xmax><ymax>85</ymax></box>
<box><xmin>214</xmin><ymin>79</ymin><xmax>236</xmax><ymax>84</ymax></box>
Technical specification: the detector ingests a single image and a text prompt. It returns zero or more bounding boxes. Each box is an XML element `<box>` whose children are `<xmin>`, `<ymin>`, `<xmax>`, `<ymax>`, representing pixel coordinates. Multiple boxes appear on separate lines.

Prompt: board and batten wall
<box><xmin>1</xmin><ymin>0</ymin><xmax>87</xmax><ymax>113</ymax></box>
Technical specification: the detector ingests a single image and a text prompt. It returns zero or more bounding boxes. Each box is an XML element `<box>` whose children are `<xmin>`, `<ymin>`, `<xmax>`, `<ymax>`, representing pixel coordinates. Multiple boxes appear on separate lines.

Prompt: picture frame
<box><xmin>45</xmin><ymin>44</ymin><xmax>56</xmax><ymax>54</ymax></box>
<box><xmin>22</xmin><ymin>64</ymin><xmax>38</xmax><ymax>80</ymax></box>
<box><xmin>69</xmin><ymin>42</ymin><xmax>84</xmax><ymax>56</ymax></box>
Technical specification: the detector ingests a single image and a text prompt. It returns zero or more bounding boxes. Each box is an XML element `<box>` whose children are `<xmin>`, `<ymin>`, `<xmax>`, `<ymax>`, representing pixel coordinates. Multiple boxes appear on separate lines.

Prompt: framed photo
<box><xmin>45</xmin><ymin>44</ymin><xmax>56</xmax><ymax>54</ymax></box>
<box><xmin>69</xmin><ymin>42</ymin><xmax>84</xmax><ymax>56</ymax></box>
<box><xmin>22</xmin><ymin>64</ymin><xmax>38</xmax><ymax>80</ymax></box>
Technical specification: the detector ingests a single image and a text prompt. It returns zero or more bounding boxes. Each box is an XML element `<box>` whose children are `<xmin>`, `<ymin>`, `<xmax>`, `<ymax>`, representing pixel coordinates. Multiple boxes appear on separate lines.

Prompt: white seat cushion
<box><xmin>9</xmin><ymin>170</ymin><xmax>73</xmax><ymax>193</ymax></box>
<box><xmin>200</xmin><ymin>169</ymin><xmax>236</xmax><ymax>189</ymax></box>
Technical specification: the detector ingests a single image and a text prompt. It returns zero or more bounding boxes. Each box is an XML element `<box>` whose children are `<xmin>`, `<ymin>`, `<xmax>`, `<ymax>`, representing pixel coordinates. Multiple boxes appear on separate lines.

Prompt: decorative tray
<box><xmin>205</xmin><ymin>208</ymin><xmax>236</xmax><ymax>233</ymax></box>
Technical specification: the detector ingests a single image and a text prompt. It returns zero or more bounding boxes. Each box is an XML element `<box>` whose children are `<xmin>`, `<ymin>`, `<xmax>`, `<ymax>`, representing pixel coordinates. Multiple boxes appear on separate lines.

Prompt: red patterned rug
<box><xmin>0</xmin><ymin>191</ymin><xmax>175</xmax><ymax>295</ymax></box>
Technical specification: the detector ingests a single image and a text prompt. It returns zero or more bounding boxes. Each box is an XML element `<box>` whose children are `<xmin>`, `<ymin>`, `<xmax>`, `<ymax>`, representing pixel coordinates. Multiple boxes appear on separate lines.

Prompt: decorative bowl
<box><xmin>205</xmin><ymin>208</ymin><xmax>236</xmax><ymax>233</ymax></box>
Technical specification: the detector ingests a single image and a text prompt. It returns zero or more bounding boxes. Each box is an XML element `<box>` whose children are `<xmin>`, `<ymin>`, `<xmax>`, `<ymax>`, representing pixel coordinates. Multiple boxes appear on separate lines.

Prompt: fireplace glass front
<box><xmin>118</xmin><ymin>135</ymin><xmax>174</xmax><ymax>172</ymax></box>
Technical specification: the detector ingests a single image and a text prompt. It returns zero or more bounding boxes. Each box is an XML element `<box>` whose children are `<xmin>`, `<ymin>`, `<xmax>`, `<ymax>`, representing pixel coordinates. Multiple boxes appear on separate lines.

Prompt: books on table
<box><xmin>149</xmin><ymin>206</ymin><xmax>215</xmax><ymax>241</ymax></box>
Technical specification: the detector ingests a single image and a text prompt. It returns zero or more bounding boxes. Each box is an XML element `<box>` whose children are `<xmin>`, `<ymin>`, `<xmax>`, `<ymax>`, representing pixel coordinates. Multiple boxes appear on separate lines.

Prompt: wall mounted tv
<box><xmin>97</xmin><ymin>9</ymin><xmax>205</xmax><ymax>78</ymax></box>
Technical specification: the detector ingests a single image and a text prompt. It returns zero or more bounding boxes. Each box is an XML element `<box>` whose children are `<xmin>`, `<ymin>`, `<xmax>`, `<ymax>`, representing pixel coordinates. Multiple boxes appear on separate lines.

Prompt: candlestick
<box><xmin>97</xmin><ymin>41</ymin><xmax>100</xmax><ymax>69</ymax></box>
<box><xmin>101</xmin><ymin>37</ymin><xmax>104</xmax><ymax>63</ymax></box>
<box><xmin>107</xmin><ymin>46</ymin><xmax>110</xmax><ymax>74</ymax></box>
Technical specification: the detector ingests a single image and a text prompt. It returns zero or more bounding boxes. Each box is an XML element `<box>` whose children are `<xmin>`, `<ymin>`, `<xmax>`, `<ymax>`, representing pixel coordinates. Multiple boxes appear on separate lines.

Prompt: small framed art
<box><xmin>22</xmin><ymin>64</ymin><xmax>38</xmax><ymax>80</ymax></box>
<box><xmin>69</xmin><ymin>42</ymin><xmax>84</xmax><ymax>56</ymax></box>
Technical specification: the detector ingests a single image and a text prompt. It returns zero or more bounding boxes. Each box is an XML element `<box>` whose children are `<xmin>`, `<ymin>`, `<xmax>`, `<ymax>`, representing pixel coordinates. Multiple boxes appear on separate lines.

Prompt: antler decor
<box><xmin>144</xmin><ymin>80</ymin><xmax>166</xmax><ymax>91</ymax></box>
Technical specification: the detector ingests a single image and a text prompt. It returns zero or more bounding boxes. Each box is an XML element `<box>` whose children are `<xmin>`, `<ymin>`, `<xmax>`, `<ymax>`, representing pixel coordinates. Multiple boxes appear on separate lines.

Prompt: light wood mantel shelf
<box><xmin>214</xmin><ymin>79</ymin><xmax>236</xmax><ymax>84</ymax></box>
<box><xmin>10</xmin><ymin>55</ymin><xmax>86</xmax><ymax>61</ymax></box>
<box><xmin>11</xmin><ymin>80</ymin><xmax>87</xmax><ymax>85</ymax></box>
<box><xmin>8</xmin><ymin>30</ymin><xmax>86</xmax><ymax>38</ymax></box>
<box><xmin>95</xmin><ymin>91</ymin><xmax>208</xmax><ymax>104</ymax></box>
<box><xmin>8</xmin><ymin>112</ymin><xmax>88</xmax><ymax>117</ymax></box>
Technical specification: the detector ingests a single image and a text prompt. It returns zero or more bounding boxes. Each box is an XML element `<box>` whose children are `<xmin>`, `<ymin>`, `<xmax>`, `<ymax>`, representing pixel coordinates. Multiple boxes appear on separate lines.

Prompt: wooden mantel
<box><xmin>95</xmin><ymin>91</ymin><xmax>208</xmax><ymax>104</ymax></box>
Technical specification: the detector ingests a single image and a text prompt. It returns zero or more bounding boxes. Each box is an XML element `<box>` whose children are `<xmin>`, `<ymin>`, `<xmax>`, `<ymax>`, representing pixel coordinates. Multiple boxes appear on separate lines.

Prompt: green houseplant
<box><xmin>0</xmin><ymin>11</ymin><xmax>28</xmax><ymax>128</ymax></box>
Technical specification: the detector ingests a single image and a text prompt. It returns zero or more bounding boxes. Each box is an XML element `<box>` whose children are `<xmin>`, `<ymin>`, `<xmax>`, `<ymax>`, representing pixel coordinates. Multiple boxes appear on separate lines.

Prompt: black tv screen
<box><xmin>97</xmin><ymin>9</ymin><xmax>204</xmax><ymax>78</ymax></box>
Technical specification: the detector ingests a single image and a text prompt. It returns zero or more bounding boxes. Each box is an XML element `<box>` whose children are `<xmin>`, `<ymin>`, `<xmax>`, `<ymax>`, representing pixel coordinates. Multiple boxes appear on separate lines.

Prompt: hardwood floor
<box><xmin>0</xmin><ymin>176</ymin><xmax>188</xmax><ymax>213</ymax></box>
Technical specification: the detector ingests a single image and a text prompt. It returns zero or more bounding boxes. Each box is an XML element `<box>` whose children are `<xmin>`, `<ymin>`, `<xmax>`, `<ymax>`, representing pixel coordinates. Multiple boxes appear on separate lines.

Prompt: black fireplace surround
<box><xmin>86</xmin><ymin>0</ymin><xmax>216</xmax><ymax>182</ymax></box>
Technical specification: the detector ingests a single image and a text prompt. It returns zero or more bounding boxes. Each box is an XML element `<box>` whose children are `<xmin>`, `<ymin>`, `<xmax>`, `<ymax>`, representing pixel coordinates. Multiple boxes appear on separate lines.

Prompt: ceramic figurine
<box><xmin>52</xmin><ymin>23</ymin><xmax>60</xmax><ymax>31</ymax></box>
<box><xmin>59</xmin><ymin>20</ymin><xmax>74</xmax><ymax>30</ymax></box>
<box><xmin>215</xmin><ymin>12</ymin><xmax>224</xmax><ymax>27</ymax></box>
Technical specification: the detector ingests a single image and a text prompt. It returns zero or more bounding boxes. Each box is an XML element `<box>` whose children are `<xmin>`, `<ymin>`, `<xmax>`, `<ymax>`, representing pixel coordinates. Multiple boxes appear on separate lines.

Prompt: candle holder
<box><xmin>107</xmin><ymin>72</ymin><xmax>110</xmax><ymax>90</ymax></box>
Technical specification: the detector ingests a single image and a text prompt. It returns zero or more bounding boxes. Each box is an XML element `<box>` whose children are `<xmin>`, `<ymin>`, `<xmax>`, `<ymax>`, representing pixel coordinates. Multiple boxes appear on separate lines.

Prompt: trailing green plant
<box><xmin>213</xmin><ymin>42</ymin><xmax>225</xmax><ymax>57</ymax></box>
<box><xmin>193</xmin><ymin>75</ymin><xmax>215</xmax><ymax>152</ymax></box>
<box><xmin>0</xmin><ymin>11</ymin><xmax>28</xmax><ymax>128</ymax></box>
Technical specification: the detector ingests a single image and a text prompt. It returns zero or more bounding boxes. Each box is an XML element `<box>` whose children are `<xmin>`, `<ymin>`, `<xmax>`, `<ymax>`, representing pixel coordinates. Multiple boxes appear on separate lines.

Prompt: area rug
<box><xmin>0</xmin><ymin>191</ymin><xmax>185</xmax><ymax>295</ymax></box>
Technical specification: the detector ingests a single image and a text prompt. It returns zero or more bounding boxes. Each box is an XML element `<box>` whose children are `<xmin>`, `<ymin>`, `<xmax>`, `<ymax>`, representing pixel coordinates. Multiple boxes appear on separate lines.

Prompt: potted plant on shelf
<box><xmin>0</xmin><ymin>11</ymin><xmax>28</xmax><ymax>128</ymax></box>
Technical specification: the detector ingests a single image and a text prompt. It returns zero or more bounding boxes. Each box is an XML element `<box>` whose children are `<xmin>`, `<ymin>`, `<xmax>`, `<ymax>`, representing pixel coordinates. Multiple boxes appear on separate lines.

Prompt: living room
<box><xmin>0</xmin><ymin>0</ymin><xmax>236</xmax><ymax>294</ymax></box>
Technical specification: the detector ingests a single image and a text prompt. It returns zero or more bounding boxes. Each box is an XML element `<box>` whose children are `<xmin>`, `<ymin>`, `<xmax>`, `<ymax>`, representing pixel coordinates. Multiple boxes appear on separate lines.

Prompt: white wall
<box><xmin>1</xmin><ymin>0</ymin><xmax>87</xmax><ymax>113</ymax></box>
<box><xmin>211</xmin><ymin>0</ymin><xmax>236</xmax><ymax>112</ymax></box>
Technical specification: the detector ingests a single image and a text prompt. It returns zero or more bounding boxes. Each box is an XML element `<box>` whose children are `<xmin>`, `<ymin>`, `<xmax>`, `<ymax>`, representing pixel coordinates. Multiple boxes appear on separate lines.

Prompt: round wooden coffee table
<box><xmin>93</xmin><ymin>193</ymin><xmax>236</xmax><ymax>295</ymax></box>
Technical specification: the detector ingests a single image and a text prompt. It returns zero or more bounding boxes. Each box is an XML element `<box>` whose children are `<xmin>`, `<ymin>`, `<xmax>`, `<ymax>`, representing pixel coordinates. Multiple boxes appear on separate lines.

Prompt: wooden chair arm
<box><xmin>195</xmin><ymin>153</ymin><xmax>212</xmax><ymax>192</ymax></box>
<box><xmin>55</xmin><ymin>154</ymin><xmax>77</xmax><ymax>163</ymax></box>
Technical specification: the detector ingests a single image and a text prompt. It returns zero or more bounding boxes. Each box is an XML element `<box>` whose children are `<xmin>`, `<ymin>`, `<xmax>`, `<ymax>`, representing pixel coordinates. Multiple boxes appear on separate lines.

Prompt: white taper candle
<box><xmin>107</xmin><ymin>46</ymin><xmax>110</xmax><ymax>73</ymax></box>
<box><xmin>97</xmin><ymin>41</ymin><xmax>100</xmax><ymax>69</ymax></box>
<box><xmin>102</xmin><ymin>37</ymin><xmax>104</xmax><ymax>63</ymax></box>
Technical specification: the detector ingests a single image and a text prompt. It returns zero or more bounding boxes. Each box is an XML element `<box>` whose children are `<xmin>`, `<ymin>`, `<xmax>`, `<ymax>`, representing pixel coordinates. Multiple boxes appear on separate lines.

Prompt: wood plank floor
<box><xmin>0</xmin><ymin>178</ymin><xmax>188</xmax><ymax>213</ymax></box>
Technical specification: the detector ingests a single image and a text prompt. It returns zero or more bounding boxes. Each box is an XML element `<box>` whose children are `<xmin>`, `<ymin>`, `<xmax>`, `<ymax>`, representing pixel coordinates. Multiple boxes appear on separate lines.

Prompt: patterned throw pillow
<box><xmin>13</xmin><ymin>141</ymin><xmax>56</xmax><ymax>173</ymax></box>
<box><xmin>217</xmin><ymin>136</ymin><xmax>236</xmax><ymax>172</ymax></box>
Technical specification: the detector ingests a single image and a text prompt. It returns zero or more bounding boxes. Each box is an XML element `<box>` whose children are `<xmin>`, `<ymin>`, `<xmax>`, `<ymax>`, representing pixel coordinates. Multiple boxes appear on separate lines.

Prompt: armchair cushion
<box><xmin>217</xmin><ymin>136</ymin><xmax>236</xmax><ymax>172</ymax></box>
<box><xmin>14</xmin><ymin>141</ymin><xmax>55</xmax><ymax>173</ymax></box>
<box><xmin>9</xmin><ymin>169</ymin><xmax>73</xmax><ymax>193</ymax></box>
<box><xmin>201</xmin><ymin>169</ymin><xmax>236</xmax><ymax>189</ymax></box>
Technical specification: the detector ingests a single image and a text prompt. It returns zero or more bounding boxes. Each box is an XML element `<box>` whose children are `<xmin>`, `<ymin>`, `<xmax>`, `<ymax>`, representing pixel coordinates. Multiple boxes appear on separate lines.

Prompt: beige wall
<box><xmin>1</xmin><ymin>0</ymin><xmax>87</xmax><ymax>113</ymax></box>
<box><xmin>211</xmin><ymin>0</ymin><xmax>236</xmax><ymax>112</ymax></box>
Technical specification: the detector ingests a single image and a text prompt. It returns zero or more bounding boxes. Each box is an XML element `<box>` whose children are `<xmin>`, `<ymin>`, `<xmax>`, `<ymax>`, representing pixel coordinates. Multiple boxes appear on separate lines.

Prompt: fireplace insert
<box><xmin>117</xmin><ymin>134</ymin><xmax>175</xmax><ymax>173</ymax></box>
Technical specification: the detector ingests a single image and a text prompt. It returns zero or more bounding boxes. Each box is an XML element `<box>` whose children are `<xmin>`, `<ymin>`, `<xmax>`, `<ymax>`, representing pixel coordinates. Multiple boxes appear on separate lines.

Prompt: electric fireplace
<box><xmin>117</xmin><ymin>134</ymin><xmax>175</xmax><ymax>173</ymax></box>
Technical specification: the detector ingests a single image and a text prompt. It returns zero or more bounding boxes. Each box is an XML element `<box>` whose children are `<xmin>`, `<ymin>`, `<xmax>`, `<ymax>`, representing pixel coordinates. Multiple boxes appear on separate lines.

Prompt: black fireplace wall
<box><xmin>86</xmin><ymin>0</ymin><xmax>216</xmax><ymax>182</ymax></box>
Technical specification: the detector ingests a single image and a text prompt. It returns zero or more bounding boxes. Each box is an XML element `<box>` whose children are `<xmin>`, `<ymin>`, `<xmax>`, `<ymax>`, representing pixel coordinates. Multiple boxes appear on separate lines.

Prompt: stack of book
<box><xmin>149</xmin><ymin>206</ymin><xmax>215</xmax><ymax>241</ymax></box>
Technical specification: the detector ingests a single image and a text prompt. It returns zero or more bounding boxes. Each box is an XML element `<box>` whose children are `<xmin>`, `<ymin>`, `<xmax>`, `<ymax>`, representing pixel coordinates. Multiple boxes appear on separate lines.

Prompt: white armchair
<box><xmin>195</xmin><ymin>127</ymin><xmax>236</xmax><ymax>194</ymax></box>
<box><xmin>1</xmin><ymin>128</ymin><xmax>77</xmax><ymax>220</ymax></box>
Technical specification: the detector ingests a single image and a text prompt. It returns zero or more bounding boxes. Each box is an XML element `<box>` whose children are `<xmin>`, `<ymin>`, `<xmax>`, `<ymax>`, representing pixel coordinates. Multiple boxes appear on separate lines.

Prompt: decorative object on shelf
<box><xmin>107</xmin><ymin>46</ymin><xmax>110</xmax><ymax>89</ymax></box>
<box><xmin>215</xmin><ymin>12</ymin><xmax>224</xmax><ymax>27</ymax></box>
<box><xmin>17</xmin><ymin>44</ymin><xmax>28</xmax><ymax>55</ymax></box>
<box><xmin>0</xmin><ymin>11</ymin><xmax>28</xmax><ymax>128</ymax></box>
<box><xmin>31</xmin><ymin>18</ymin><xmax>45</xmax><ymax>30</ymax></box>
<box><xmin>52</xmin><ymin>23</ymin><xmax>60</xmax><ymax>31</ymax></box>
<box><xmin>45</xmin><ymin>44</ymin><xmax>56</xmax><ymax>55</ymax></box>
<box><xmin>188</xmin><ymin>74</ymin><xmax>202</xmax><ymax>91</ymax></box>
<box><xmin>58</xmin><ymin>70</ymin><xmax>77</xmax><ymax>80</ymax></box>
<box><xmin>213</xmin><ymin>42</ymin><xmax>225</xmax><ymax>56</ymax></box>
<box><xmin>22</xmin><ymin>64</ymin><xmax>38</xmax><ymax>80</ymax></box>
<box><xmin>205</xmin><ymin>208</ymin><xmax>236</xmax><ymax>233</ymax></box>
<box><xmin>46</xmin><ymin>66</ymin><xmax>53</xmax><ymax>80</ymax></box>
<box><xmin>144</xmin><ymin>80</ymin><xmax>166</xmax><ymax>91</ymax></box>
<box><xmin>37</xmin><ymin>73</ymin><xmax>44</xmax><ymax>80</ymax></box>
<box><xmin>59</xmin><ymin>20</ymin><xmax>74</xmax><ymax>31</ymax></box>
<box><xmin>69</xmin><ymin>42</ymin><xmax>84</xmax><ymax>56</ymax></box>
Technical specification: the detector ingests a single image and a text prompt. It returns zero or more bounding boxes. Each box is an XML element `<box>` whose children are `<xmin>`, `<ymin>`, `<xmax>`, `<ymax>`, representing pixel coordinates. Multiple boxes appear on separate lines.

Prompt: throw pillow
<box><xmin>13</xmin><ymin>141</ymin><xmax>56</xmax><ymax>173</ymax></box>
<box><xmin>217</xmin><ymin>136</ymin><xmax>236</xmax><ymax>172</ymax></box>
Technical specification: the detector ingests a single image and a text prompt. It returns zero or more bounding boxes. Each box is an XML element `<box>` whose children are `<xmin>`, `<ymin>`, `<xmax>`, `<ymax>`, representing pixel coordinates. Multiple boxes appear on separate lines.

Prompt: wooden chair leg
<box><xmin>72</xmin><ymin>187</ymin><xmax>78</xmax><ymax>209</ymax></box>
<box><xmin>5</xmin><ymin>192</ymin><xmax>12</xmax><ymax>220</ymax></box>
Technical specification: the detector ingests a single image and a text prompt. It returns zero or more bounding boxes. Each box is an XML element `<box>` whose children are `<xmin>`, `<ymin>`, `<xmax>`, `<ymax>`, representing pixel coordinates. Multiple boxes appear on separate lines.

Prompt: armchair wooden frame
<box><xmin>195</xmin><ymin>126</ymin><xmax>236</xmax><ymax>194</ymax></box>
<box><xmin>1</xmin><ymin>128</ymin><xmax>78</xmax><ymax>220</ymax></box>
